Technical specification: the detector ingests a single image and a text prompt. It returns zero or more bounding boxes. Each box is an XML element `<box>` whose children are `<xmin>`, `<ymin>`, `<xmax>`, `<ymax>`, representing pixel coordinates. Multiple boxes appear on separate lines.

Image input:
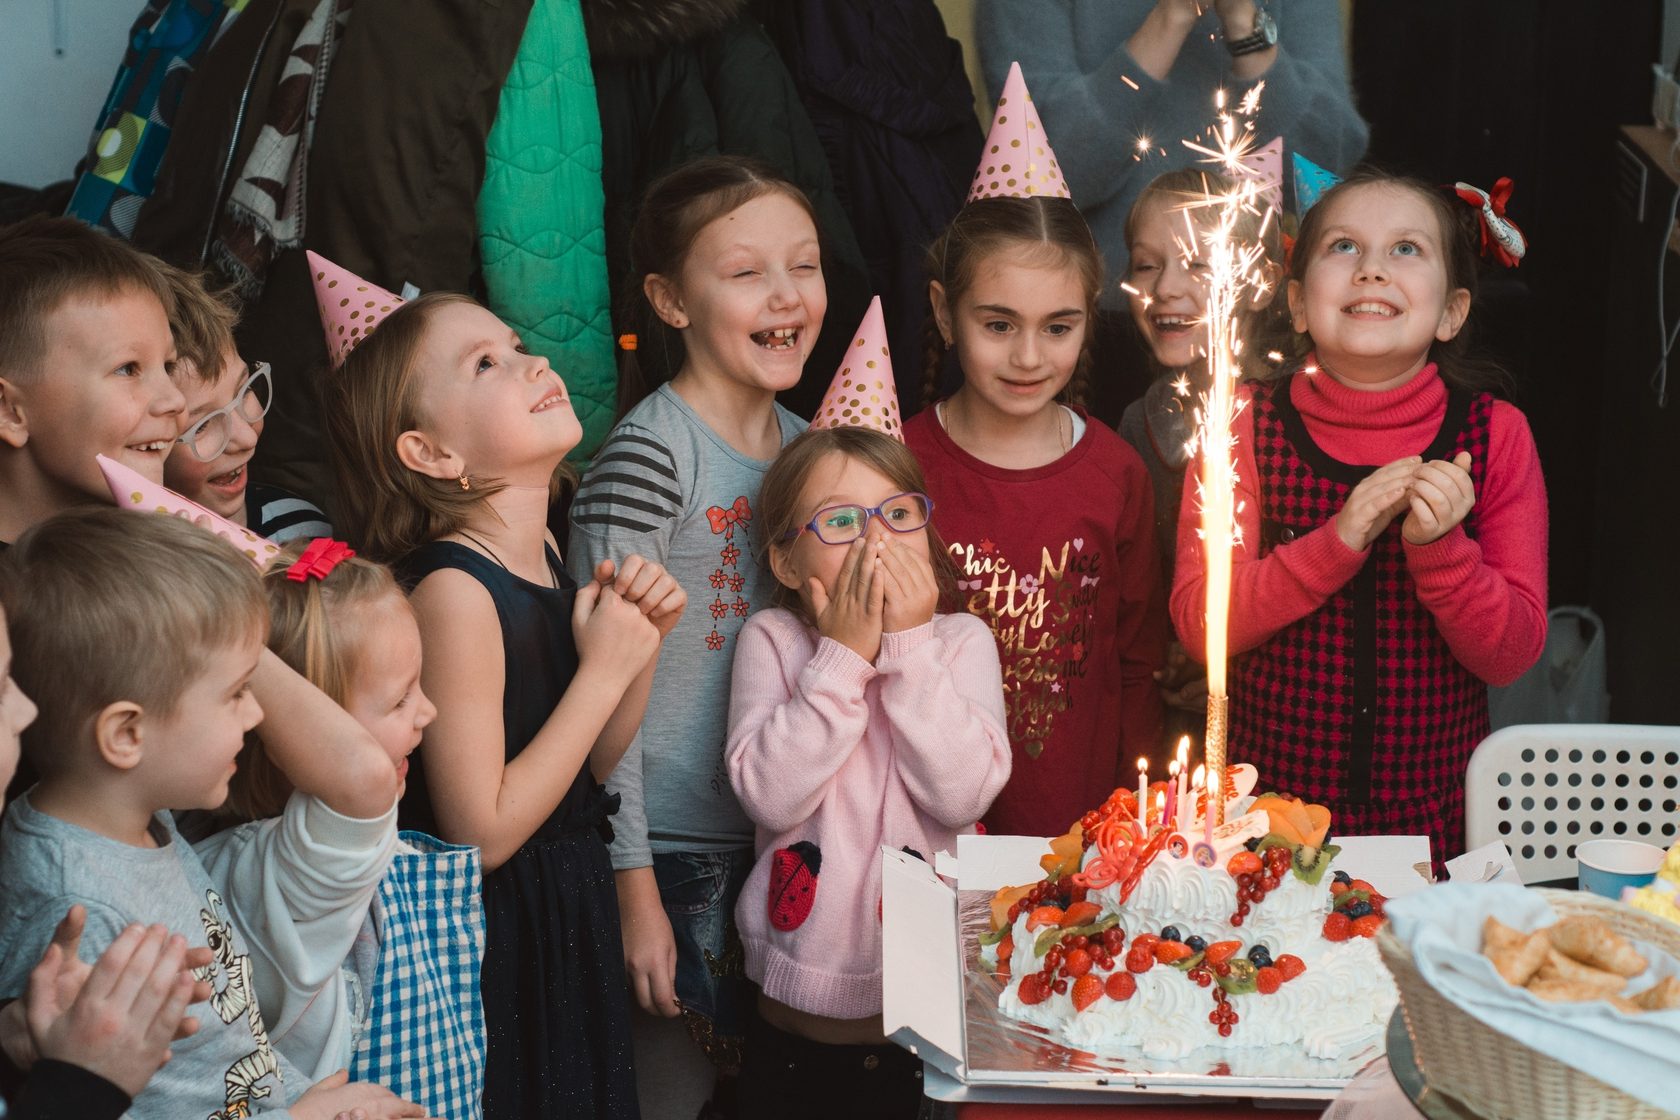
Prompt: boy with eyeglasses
<box><xmin>160</xmin><ymin>267</ymin><xmax>330</xmax><ymax>543</ymax></box>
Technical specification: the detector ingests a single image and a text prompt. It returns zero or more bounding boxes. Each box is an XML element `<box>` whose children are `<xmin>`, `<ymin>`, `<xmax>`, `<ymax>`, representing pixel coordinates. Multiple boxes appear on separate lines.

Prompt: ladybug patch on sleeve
<box><xmin>768</xmin><ymin>841</ymin><xmax>822</xmax><ymax>931</ymax></box>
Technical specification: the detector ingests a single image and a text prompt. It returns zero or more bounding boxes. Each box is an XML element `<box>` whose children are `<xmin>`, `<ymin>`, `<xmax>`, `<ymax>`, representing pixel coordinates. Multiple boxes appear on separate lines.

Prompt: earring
<box><xmin>672</xmin><ymin>314</ymin><xmax>689</xmax><ymax>329</ymax></box>
<box><xmin>458</xmin><ymin>474</ymin><xmax>471</xmax><ymax>492</ymax></box>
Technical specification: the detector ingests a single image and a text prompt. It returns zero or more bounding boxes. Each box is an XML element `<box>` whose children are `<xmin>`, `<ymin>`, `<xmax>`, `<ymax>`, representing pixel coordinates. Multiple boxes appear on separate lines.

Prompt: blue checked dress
<box><xmin>350</xmin><ymin>832</ymin><xmax>486</xmax><ymax>1120</ymax></box>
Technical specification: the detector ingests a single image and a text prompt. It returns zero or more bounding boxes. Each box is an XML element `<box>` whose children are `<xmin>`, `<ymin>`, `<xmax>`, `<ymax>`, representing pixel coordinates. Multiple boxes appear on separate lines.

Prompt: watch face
<box><xmin>1259</xmin><ymin>11</ymin><xmax>1278</xmax><ymax>44</ymax></box>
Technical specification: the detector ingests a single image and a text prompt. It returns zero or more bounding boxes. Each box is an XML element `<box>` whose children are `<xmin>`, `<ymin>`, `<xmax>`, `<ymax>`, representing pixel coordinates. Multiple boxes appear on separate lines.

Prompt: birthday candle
<box><xmin>1203</xmin><ymin>768</ymin><xmax>1216</xmax><ymax>846</ymax></box>
<box><xmin>1137</xmin><ymin>757</ymin><xmax>1148</xmax><ymax>817</ymax></box>
<box><xmin>1174</xmin><ymin>737</ymin><xmax>1191</xmax><ymax>831</ymax></box>
<box><xmin>1165</xmin><ymin>761</ymin><xmax>1179</xmax><ymax>830</ymax></box>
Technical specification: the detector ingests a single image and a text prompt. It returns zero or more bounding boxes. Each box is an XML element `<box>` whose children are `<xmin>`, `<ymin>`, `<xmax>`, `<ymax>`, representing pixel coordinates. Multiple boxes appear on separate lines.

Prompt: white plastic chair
<box><xmin>1464</xmin><ymin>724</ymin><xmax>1680</xmax><ymax>884</ymax></box>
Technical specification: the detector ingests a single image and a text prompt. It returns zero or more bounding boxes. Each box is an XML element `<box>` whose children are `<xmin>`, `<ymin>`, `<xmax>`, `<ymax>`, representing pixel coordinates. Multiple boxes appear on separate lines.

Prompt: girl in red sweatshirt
<box><xmin>1171</xmin><ymin>172</ymin><xmax>1548</xmax><ymax>869</ymax></box>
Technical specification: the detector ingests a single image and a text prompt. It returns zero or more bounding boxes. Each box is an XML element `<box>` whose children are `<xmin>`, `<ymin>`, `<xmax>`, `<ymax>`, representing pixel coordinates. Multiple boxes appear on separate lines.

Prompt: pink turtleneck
<box><xmin>1170</xmin><ymin>364</ymin><xmax>1548</xmax><ymax>686</ymax></box>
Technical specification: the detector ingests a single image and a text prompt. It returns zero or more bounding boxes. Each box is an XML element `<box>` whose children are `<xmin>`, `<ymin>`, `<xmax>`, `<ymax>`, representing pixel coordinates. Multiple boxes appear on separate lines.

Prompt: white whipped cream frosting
<box><xmin>989</xmin><ymin>845</ymin><xmax>1396</xmax><ymax>1058</ymax></box>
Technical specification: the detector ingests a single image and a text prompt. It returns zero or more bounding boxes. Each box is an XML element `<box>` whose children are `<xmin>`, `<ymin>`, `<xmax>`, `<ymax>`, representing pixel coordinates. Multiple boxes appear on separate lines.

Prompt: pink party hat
<box><xmin>1236</xmin><ymin>136</ymin><xmax>1284</xmax><ymax>214</ymax></box>
<box><xmin>307</xmin><ymin>250</ymin><xmax>404</xmax><ymax>368</ymax></box>
<box><xmin>98</xmin><ymin>454</ymin><xmax>281</xmax><ymax>568</ymax></box>
<box><xmin>810</xmin><ymin>296</ymin><xmax>902</xmax><ymax>441</ymax></box>
<box><xmin>968</xmin><ymin>62</ymin><xmax>1071</xmax><ymax>202</ymax></box>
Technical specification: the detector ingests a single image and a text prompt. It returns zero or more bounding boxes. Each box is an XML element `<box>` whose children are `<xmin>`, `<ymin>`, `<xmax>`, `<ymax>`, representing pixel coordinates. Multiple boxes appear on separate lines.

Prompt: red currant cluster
<box><xmin>1209</xmin><ymin>987</ymin><xmax>1240</xmax><ymax>1037</ymax></box>
<box><xmin>1019</xmin><ymin>925</ymin><xmax>1129</xmax><ymax>1005</ymax></box>
<box><xmin>1226</xmin><ymin>845</ymin><xmax>1291</xmax><ymax>926</ymax></box>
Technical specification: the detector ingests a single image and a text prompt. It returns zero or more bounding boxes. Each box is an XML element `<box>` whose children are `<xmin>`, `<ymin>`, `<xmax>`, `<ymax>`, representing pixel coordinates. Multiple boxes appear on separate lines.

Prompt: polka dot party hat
<box><xmin>1237</xmin><ymin>135</ymin><xmax>1285</xmax><ymax>215</ymax></box>
<box><xmin>307</xmin><ymin>250</ymin><xmax>405</xmax><ymax>368</ymax></box>
<box><xmin>967</xmin><ymin>61</ymin><xmax>1071</xmax><ymax>203</ymax></box>
<box><xmin>96</xmin><ymin>454</ymin><xmax>280</xmax><ymax>568</ymax></box>
<box><xmin>810</xmin><ymin>296</ymin><xmax>902</xmax><ymax>442</ymax></box>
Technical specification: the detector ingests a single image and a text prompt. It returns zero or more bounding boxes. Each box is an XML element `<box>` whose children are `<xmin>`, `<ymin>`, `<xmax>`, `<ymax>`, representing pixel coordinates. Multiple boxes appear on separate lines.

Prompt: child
<box><xmin>566</xmin><ymin>156</ymin><xmax>824</xmax><ymax>1114</ymax></box>
<box><xmin>2</xmin><ymin>603</ymin><xmax>206</xmax><ymax>1120</ymax></box>
<box><xmin>323</xmin><ymin>283</ymin><xmax>681</xmax><ymax>1119</ymax></box>
<box><xmin>194</xmin><ymin>539</ymin><xmax>485</xmax><ymax>1120</ymax></box>
<box><xmin>0</xmin><ymin>508</ymin><xmax>424</xmax><ymax>1120</ymax></box>
<box><xmin>158</xmin><ymin>265</ymin><xmax>329</xmax><ymax>543</ymax></box>
<box><xmin>1170</xmin><ymin>171</ymin><xmax>1548</xmax><ymax>867</ymax></box>
<box><xmin>903</xmin><ymin>66</ymin><xmax>1166</xmax><ymax>836</ymax></box>
<box><xmin>729</xmin><ymin>423</ymin><xmax>1010</xmax><ymax>1120</ymax></box>
<box><xmin>0</xmin><ymin>217</ymin><xmax>183</xmax><ymax>549</ymax></box>
<box><xmin>1118</xmin><ymin>169</ymin><xmax>1290</xmax><ymax>747</ymax></box>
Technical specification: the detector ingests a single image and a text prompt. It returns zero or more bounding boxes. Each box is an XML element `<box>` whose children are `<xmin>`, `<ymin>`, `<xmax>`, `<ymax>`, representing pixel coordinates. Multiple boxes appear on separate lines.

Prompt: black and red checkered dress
<box><xmin>1230</xmin><ymin>375</ymin><xmax>1493</xmax><ymax>869</ymax></box>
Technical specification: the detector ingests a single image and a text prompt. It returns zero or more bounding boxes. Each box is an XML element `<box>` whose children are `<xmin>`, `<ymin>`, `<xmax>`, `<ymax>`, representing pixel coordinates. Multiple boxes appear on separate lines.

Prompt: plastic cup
<box><xmin>1576</xmin><ymin>838</ymin><xmax>1666</xmax><ymax>898</ymax></box>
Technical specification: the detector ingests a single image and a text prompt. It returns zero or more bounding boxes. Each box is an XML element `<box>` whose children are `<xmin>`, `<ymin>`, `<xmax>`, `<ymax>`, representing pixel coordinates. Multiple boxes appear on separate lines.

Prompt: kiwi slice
<box><xmin>1255</xmin><ymin>832</ymin><xmax>1297</xmax><ymax>855</ymax></box>
<box><xmin>1170</xmin><ymin>950</ymin><xmax>1206</xmax><ymax>971</ymax></box>
<box><xmin>1031</xmin><ymin>914</ymin><xmax>1121</xmax><ymax>957</ymax></box>
<box><xmin>1332</xmin><ymin>888</ymin><xmax>1371</xmax><ymax>912</ymax></box>
<box><xmin>1216</xmin><ymin>959</ymin><xmax>1259</xmax><ymax>994</ymax></box>
<box><xmin>1290</xmin><ymin>842</ymin><xmax>1341</xmax><ymax>885</ymax></box>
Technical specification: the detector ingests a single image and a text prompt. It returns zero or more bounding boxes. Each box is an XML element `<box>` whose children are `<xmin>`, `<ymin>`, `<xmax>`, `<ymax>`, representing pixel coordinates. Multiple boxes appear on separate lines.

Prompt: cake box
<box><xmin>882</xmin><ymin>832</ymin><xmax>1432</xmax><ymax>1102</ymax></box>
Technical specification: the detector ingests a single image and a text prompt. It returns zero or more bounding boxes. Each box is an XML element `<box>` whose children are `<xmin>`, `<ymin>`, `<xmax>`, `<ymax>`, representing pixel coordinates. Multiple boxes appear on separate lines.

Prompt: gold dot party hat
<box><xmin>307</xmin><ymin>250</ymin><xmax>405</xmax><ymax>369</ymax></box>
<box><xmin>809</xmin><ymin>296</ymin><xmax>902</xmax><ymax>441</ymax></box>
<box><xmin>968</xmin><ymin>61</ymin><xmax>1072</xmax><ymax>203</ymax></box>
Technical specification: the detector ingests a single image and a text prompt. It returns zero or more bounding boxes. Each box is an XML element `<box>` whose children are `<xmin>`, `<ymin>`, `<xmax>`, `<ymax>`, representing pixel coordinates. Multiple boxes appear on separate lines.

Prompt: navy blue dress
<box><xmin>397</xmin><ymin>541</ymin><xmax>637</xmax><ymax>1120</ymax></box>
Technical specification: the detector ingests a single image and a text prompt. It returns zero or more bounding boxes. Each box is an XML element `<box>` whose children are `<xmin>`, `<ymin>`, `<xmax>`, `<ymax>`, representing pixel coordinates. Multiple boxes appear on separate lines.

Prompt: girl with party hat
<box><xmin>903</xmin><ymin>62</ymin><xmax>1168</xmax><ymax>836</ymax></box>
<box><xmin>565</xmin><ymin>157</ymin><xmax>826</xmax><ymax>1118</ymax></box>
<box><xmin>317</xmin><ymin>255</ymin><xmax>685</xmax><ymax>1119</ymax></box>
<box><xmin>728</xmin><ymin>322</ymin><xmax>1009</xmax><ymax>1119</ymax></box>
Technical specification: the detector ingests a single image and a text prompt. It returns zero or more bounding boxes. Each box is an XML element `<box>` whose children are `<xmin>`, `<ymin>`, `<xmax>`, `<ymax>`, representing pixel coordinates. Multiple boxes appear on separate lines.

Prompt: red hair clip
<box><xmin>286</xmin><ymin>538</ymin><xmax>356</xmax><ymax>582</ymax></box>
<box><xmin>1452</xmin><ymin>177</ymin><xmax>1526</xmax><ymax>268</ymax></box>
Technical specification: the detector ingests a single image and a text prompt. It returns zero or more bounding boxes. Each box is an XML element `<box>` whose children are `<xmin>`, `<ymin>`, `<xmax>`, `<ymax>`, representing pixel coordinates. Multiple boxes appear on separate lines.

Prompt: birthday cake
<box><xmin>979</xmin><ymin>764</ymin><xmax>1397</xmax><ymax>1059</ymax></box>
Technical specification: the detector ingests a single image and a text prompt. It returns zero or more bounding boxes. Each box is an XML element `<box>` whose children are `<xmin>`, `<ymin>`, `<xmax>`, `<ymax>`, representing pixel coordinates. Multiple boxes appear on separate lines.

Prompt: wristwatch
<box><xmin>1226</xmin><ymin>7</ymin><xmax>1277</xmax><ymax>57</ymax></box>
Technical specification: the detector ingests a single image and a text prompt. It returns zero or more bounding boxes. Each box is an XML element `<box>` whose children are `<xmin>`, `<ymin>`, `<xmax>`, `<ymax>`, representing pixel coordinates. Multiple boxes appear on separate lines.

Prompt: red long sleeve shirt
<box><xmin>905</xmin><ymin>407</ymin><xmax>1167</xmax><ymax>838</ymax></box>
<box><xmin>1170</xmin><ymin>365</ymin><xmax>1548</xmax><ymax>687</ymax></box>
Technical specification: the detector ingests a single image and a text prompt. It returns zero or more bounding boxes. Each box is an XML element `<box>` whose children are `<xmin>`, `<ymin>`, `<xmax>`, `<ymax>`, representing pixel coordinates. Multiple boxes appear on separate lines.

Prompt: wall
<box><xmin>0</xmin><ymin>0</ymin><xmax>134</xmax><ymax>188</ymax></box>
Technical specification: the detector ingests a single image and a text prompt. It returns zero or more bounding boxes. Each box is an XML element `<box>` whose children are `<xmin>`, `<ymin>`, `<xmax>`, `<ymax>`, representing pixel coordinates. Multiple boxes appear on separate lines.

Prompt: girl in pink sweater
<box><xmin>1171</xmin><ymin>172</ymin><xmax>1547</xmax><ymax>870</ymax></box>
<box><xmin>727</xmin><ymin>426</ymin><xmax>1010</xmax><ymax>1119</ymax></box>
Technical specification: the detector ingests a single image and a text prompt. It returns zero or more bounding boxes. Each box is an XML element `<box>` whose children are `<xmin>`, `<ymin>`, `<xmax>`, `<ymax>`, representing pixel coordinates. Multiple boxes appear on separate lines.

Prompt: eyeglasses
<box><xmin>176</xmin><ymin>362</ymin><xmax>272</xmax><ymax>462</ymax></box>
<box><xmin>783</xmin><ymin>492</ymin><xmax>935</xmax><ymax>545</ymax></box>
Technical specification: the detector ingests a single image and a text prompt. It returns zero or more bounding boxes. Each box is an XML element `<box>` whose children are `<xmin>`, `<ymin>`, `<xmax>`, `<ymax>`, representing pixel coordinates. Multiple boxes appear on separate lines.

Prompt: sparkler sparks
<box><xmin>1177</xmin><ymin>84</ymin><xmax>1273</xmax><ymax>826</ymax></box>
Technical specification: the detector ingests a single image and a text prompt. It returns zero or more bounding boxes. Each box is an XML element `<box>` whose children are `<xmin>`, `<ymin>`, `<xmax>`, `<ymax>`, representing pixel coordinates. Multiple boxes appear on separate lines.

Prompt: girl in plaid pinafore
<box><xmin>1171</xmin><ymin>173</ymin><xmax>1549</xmax><ymax>870</ymax></box>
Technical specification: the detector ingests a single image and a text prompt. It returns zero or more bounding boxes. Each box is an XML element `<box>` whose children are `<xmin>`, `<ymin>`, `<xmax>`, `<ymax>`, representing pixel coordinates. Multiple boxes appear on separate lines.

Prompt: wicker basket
<box><xmin>1376</xmin><ymin>888</ymin><xmax>1680</xmax><ymax>1120</ymax></box>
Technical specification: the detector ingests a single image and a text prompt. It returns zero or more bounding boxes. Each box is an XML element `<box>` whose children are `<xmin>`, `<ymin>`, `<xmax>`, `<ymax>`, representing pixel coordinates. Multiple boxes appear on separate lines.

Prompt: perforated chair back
<box><xmin>1464</xmin><ymin>724</ymin><xmax>1680</xmax><ymax>884</ymax></box>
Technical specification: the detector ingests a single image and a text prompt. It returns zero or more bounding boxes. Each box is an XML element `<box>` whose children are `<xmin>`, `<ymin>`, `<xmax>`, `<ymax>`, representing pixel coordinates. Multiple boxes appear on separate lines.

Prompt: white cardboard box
<box><xmin>883</xmin><ymin>832</ymin><xmax>1432</xmax><ymax>1099</ymax></box>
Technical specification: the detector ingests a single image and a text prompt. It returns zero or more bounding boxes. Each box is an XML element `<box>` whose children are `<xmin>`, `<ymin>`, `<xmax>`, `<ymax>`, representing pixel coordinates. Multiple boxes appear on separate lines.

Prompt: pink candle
<box><xmin>1203</xmin><ymin>768</ymin><xmax>1216</xmax><ymax>845</ymax></box>
<box><xmin>1164</xmin><ymin>761</ymin><xmax>1179</xmax><ymax>830</ymax></box>
<box><xmin>1174</xmin><ymin>737</ymin><xmax>1191</xmax><ymax>831</ymax></box>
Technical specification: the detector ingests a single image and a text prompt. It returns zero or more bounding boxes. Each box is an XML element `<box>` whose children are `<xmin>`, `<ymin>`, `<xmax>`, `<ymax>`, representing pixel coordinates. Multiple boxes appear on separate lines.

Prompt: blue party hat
<box><xmin>1292</xmin><ymin>152</ymin><xmax>1341</xmax><ymax>213</ymax></box>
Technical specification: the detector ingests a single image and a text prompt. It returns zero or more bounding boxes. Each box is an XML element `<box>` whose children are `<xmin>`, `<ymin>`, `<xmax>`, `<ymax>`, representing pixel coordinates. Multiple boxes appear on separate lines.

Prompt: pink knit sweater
<box><xmin>727</xmin><ymin>609</ymin><xmax>1011</xmax><ymax>1019</ymax></box>
<box><xmin>1170</xmin><ymin>364</ymin><xmax>1549</xmax><ymax>686</ymax></box>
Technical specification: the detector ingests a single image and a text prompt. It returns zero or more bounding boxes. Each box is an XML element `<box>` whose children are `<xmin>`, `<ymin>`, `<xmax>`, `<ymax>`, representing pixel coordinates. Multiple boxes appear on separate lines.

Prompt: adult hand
<box><xmin>25</xmin><ymin>912</ymin><xmax>214</xmax><ymax>1097</ymax></box>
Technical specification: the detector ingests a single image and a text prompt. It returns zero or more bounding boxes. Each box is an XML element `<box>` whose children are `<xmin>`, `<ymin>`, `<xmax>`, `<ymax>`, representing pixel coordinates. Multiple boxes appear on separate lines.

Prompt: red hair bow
<box><xmin>286</xmin><ymin>537</ymin><xmax>356</xmax><ymax>582</ymax></box>
<box><xmin>1452</xmin><ymin>177</ymin><xmax>1526</xmax><ymax>268</ymax></box>
<box><xmin>706</xmin><ymin>496</ymin><xmax>752</xmax><ymax>534</ymax></box>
